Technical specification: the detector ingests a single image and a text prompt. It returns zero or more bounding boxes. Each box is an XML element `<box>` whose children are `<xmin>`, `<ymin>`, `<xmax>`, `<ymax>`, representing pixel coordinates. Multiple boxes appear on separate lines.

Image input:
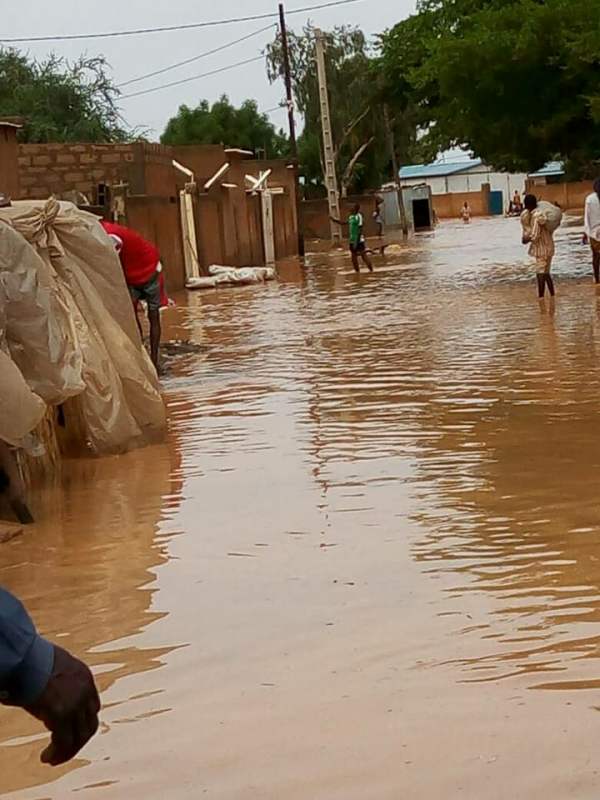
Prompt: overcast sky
<box><xmin>3</xmin><ymin>0</ymin><xmax>416</xmax><ymax>139</ymax></box>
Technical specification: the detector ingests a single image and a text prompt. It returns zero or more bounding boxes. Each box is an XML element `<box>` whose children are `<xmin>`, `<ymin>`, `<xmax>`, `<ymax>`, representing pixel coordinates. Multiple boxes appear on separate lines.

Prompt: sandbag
<box><xmin>522</xmin><ymin>201</ymin><xmax>563</xmax><ymax>237</ymax></box>
<box><xmin>187</xmin><ymin>265</ymin><xmax>276</xmax><ymax>290</ymax></box>
<box><xmin>186</xmin><ymin>275</ymin><xmax>219</xmax><ymax>290</ymax></box>
<box><xmin>0</xmin><ymin>349</ymin><xmax>46</xmax><ymax>447</ymax></box>
<box><xmin>538</xmin><ymin>201</ymin><xmax>563</xmax><ymax>233</ymax></box>
<box><xmin>0</xmin><ymin>217</ymin><xmax>84</xmax><ymax>404</ymax></box>
<box><xmin>209</xmin><ymin>265</ymin><xmax>276</xmax><ymax>284</ymax></box>
<box><xmin>0</xmin><ymin>199</ymin><xmax>166</xmax><ymax>454</ymax></box>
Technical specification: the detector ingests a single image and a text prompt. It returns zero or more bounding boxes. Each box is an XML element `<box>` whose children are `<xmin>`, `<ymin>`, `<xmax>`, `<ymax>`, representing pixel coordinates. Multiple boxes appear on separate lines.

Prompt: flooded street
<box><xmin>4</xmin><ymin>216</ymin><xmax>600</xmax><ymax>798</ymax></box>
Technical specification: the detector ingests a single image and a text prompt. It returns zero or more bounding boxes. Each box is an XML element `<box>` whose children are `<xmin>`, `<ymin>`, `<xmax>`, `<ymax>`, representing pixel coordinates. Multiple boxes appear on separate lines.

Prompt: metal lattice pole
<box><xmin>315</xmin><ymin>28</ymin><xmax>341</xmax><ymax>242</ymax></box>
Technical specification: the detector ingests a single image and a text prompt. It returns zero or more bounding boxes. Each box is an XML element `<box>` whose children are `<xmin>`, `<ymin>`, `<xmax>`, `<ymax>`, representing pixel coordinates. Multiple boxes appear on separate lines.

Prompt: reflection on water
<box><xmin>3</xmin><ymin>216</ymin><xmax>600</xmax><ymax>798</ymax></box>
<box><xmin>0</xmin><ymin>434</ymin><xmax>182</xmax><ymax>794</ymax></box>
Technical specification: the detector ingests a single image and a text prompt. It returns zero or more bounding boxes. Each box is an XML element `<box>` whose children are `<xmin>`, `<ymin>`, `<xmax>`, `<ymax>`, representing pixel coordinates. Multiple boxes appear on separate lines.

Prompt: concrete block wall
<box><xmin>18</xmin><ymin>143</ymin><xmax>138</xmax><ymax>201</ymax></box>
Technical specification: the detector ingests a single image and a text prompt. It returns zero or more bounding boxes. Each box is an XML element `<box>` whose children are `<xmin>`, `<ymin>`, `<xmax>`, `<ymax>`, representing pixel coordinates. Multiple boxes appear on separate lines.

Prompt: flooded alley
<box><xmin>3</xmin><ymin>216</ymin><xmax>600</xmax><ymax>799</ymax></box>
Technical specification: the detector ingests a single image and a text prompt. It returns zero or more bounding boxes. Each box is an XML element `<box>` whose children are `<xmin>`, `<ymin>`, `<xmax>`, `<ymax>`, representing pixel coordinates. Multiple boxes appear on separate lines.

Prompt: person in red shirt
<box><xmin>101</xmin><ymin>220</ymin><xmax>163</xmax><ymax>372</ymax></box>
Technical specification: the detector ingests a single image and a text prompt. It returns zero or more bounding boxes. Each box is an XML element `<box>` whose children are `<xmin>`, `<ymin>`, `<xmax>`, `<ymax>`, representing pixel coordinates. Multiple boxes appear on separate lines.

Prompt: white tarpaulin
<box><xmin>0</xmin><ymin>199</ymin><xmax>166</xmax><ymax>453</ymax></box>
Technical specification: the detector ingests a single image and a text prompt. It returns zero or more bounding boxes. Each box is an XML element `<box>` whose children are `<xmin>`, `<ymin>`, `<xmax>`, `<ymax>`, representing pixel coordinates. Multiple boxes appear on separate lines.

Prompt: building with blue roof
<box><xmin>399</xmin><ymin>158</ymin><xmax>529</xmax><ymax>209</ymax></box>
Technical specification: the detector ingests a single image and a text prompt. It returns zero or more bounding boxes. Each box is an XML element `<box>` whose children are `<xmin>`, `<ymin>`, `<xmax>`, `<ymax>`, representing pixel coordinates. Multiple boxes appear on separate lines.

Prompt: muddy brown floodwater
<box><xmin>3</xmin><ymin>216</ymin><xmax>600</xmax><ymax>799</ymax></box>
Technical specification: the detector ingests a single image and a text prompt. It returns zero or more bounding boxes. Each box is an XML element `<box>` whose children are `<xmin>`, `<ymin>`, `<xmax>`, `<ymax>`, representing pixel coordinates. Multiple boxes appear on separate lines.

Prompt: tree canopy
<box><xmin>267</xmin><ymin>24</ymin><xmax>417</xmax><ymax>195</ymax></box>
<box><xmin>0</xmin><ymin>49</ymin><xmax>127</xmax><ymax>143</ymax></box>
<box><xmin>378</xmin><ymin>0</ymin><xmax>600</xmax><ymax>177</ymax></box>
<box><xmin>161</xmin><ymin>95</ymin><xmax>289</xmax><ymax>158</ymax></box>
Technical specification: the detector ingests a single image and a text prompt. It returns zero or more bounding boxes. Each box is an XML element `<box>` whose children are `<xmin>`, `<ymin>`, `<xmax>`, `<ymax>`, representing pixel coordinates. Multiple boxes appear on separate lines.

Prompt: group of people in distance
<box><xmin>331</xmin><ymin>179</ymin><xmax>600</xmax><ymax>298</ymax></box>
<box><xmin>520</xmin><ymin>178</ymin><xmax>600</xmax><ymax>299</ymax></box>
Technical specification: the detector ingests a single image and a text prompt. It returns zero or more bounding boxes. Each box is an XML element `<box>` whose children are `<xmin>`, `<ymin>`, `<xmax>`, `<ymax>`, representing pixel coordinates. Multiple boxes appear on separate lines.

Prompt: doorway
<box><xmin>488</xmin><ymin>190</ymin><xmax>504</xmax><ymax>216</ymax></box>
<box><xmin>412</xmin><ymin>199</ymin><xmax>431</xmax><ymax>231</ymax></box>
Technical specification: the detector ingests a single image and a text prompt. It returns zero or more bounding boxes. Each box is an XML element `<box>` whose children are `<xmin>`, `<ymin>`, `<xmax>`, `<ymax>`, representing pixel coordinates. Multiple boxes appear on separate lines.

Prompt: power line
<box><xmin>1</xmin><ymin>0</ymin><xmax>361</xmax><ymax>43</ymax></box>
<box><xmin>120</xmin><ymin>55</ymin><xmax>266</xmax><ymax>100</ymax></box>
<box><xmin>118</xmin><ymin>24</ymin><xmax>276</xmax><ymax>88</ymax></box>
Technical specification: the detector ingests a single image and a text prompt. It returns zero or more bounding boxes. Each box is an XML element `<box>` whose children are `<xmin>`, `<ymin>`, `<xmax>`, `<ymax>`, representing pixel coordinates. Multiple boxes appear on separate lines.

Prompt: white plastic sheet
<box><xmin>186</xmin><ymin>265</ymin><xmax>276</xmax><ymax>290</ymax></box>
<box><xmin>0</xmin><ymin>199</ymin><xmax>166</xmax><ymax>453</ymax></box>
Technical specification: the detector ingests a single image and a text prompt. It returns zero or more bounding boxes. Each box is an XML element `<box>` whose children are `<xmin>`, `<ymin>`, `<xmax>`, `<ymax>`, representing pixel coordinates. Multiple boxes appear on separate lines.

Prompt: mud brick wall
<box><xmin>302</xmin><ymin>195</ymin><xmax>379</xmax><ymax>240</ymax></box>
<box><xmin>254</xmin><ymin>159</ymin><xmax>298</xmax><ymax>260</ymax></box>
<box><xmin>18</xmin><ymin>143</ymin><xmax>138</xmax><ymax>201</ymax></box>
<box><xmin>433</xmin><ymin>189</ymin><xmax>489</xmax><ymax>219</ymax></box>
<box><xmin>0</xmin><ymin>125</ymin><xmax>20</xmax><ymax>198</ymax></box>
<box><xmin>126</xmin><ymin>195</ymin><xmax>186</xmax><ymax>290</ymax></box>
<box><xmin>525</xmin><ymin>180</ymin><xmax>593</xmax><ymax>211</ymax></box>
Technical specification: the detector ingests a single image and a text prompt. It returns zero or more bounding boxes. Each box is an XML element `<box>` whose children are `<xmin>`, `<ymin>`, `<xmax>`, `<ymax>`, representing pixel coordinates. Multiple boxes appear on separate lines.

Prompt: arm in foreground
<box><xmin>329</xmin><ymin>215</ymin><xmax>348</xmax><ymax>227</ymax></box>
<box><xmin>0</xmin><ymin>587</ymin><xmax>100</xmax><ymax>765</ymax></box>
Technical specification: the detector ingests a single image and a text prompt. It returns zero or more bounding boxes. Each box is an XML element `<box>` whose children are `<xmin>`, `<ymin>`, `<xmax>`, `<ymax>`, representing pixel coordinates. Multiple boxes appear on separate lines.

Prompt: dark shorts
<box><xmin>129</xmin><ymin>271</ymin><xmax>161</xmax><ymax>312</ymax></box>
<box><xmin>349</xmin><ymin>241</ymin><xmax>366</xmax><ymax>254</ymax></box>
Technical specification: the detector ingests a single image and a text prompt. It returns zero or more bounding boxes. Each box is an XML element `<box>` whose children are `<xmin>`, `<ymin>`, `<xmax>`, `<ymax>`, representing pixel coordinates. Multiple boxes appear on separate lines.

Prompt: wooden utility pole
<box><xmin>279</xmin><ymin>3</ymin><xmax>305</xmax><ymax>257</ymax></box>
<box><xmin>314</xmin><ymin>28</ymin><xmax>341</xmax><ymax>243</ymax></box>
<box><xmin>383</xmin><ymin>104</ymin><xmax>409</xmax><ymax>238</ymax></box>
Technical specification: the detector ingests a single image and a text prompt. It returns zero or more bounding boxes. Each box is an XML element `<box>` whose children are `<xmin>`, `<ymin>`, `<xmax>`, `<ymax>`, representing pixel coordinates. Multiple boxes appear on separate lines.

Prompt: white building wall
<box><xmin>447</xmin><ymin>165</ymin><xmax>528</xmax><ymax>205</ymax></box>
<box><xmin>400</xmin><ymin>176</ymin><xmax>447</xmax><ymax>194</ymax></box>
<box><xmin>400</xmin><ymin>164</ymin><xmax>528</xmax><ymax>206</ymax></box>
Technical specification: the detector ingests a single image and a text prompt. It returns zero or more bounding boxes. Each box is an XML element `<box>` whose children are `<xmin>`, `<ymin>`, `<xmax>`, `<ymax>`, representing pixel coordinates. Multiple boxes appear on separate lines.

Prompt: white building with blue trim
<box><xmin>399</xmin><ymin>158</ymin><xmax>529</xmax><ymax>207</ymax></box>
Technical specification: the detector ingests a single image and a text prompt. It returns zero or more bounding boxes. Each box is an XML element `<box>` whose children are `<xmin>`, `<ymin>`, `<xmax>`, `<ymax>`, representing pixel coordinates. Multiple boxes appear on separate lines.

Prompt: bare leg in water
<box><xmin>593</xmin><ymin>249</ymin><xmax>600</xmax><ymax>284</ymax></box>
<box><xmin>148</xmin><ymin>308</ymin><xmax>162</xmax><ymax>373</ymax></box>
<box><xmin>537</xmin><ymin>273</ymin><xmax>555</xmax><ymax>298</ymax></box>
<box><xmin>536</xmin><ymin>273</ymin><xmax>545</xmax><ymax>299</ymax></box>
<box><xmin>361</xmin><ymin>249</ymin><xmax>374</xmax><ymax>273</ymax></box>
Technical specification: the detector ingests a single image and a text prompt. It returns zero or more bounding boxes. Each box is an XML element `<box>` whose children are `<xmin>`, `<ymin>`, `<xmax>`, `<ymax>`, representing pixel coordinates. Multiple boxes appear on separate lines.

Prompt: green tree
<box><xmin>267</xmin><ymin>24</ymin><xmax>415</xmax><ymax>195</ymax></box>
<box><xmin>378</xmin><ymin>0</ymin><xmax>600</xmax><ymax>176</ymax></box>
<box><xmin>0</xmin><ymin>49</ymin><xmax>127</xmax><ymax>143</ymax></box>
<box><xmin>161</xmin><ymin>95</ymin><xmax>289</xmax><ymax>158</ymax></box>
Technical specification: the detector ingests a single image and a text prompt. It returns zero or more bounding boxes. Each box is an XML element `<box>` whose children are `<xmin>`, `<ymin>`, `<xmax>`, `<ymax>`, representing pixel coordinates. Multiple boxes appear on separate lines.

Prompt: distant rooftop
<box><xmin>528</xmin><ymin>161</ymin><xmax>565</xmax><ymax>178</ymax></box>
<box><xmin>400</xmin><ymin>158</ymin><xmax>566</xmax><ymax>181</ymax></box>
<box><xmin>399</xmin><ymin>159</ymin><xmax>482</xmax><ymax>180</ymax></box>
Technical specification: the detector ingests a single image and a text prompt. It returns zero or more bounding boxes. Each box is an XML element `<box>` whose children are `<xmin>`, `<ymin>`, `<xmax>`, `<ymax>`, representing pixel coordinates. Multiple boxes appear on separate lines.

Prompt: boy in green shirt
<box><xmin>331</xmin><ymin>204</ymin><xmax>374</xmax><ymax>273</ymax></box>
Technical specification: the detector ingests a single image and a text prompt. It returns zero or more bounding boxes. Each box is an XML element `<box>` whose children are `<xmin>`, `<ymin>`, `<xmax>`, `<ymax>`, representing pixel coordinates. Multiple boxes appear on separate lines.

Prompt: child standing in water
<box><xmin>330</xmin><ymin>204</ymin><xmax>374</xmax><ymax>273</ymax></box>
<box><xmin>521</xmin><ymin>194</ymin><xmax>561</xmax><ymax>299</ymax></box>
<box><xmin>461</xmin><ymin>202</ymin><xmax>472</xmax><ymax>223</ymax></box>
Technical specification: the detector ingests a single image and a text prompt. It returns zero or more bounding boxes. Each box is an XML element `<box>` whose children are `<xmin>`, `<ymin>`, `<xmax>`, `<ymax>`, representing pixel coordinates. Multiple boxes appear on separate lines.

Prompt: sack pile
<box><xmin>0</xmin><ymin>199</ymin><xmax>166</xmax><ymax>454</ymax></box>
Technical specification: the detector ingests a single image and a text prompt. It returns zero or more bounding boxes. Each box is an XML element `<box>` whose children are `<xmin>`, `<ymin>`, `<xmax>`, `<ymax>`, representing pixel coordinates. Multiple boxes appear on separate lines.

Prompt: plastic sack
<box><xmin>538</xmin><ymin>201</ymin><xmax>563</xmax><ymax>233</ymax></box>
<box><xmin>0</xmin><ymin>215</ymin><xmax>85</xmax><ymax>404</ymax></box>
<box><xmin>186</xmin><ymin>275</ymin><xmax>219</xmax><ymax>290</ymax></box>
<box><xmin>0</xmin><ymin>349</ymin><xmax>46</xmax><ymax>447</ymax></box>
<box><xmin>521</xmin><ymin>201</ymin><xmax>563</xmax><ymax>237</ymax></box>
<box><xmin>187</xmin><ymin>265</ymin><xmax>276</xmax><ymax>290</ymax></box>
<box><xmin>0</xmin><ymin>199</ymin><xmax>166</xmax><ymax>454</ymax></box>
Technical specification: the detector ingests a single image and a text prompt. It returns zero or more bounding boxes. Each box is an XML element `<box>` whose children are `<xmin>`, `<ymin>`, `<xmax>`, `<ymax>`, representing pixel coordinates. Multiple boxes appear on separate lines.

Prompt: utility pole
<box><xmin>314</xmin><ymin>28</ymin><xmax>341</xmax><ymax>243</ymax></box>
<box><xmin>279</xmin><ymin>3</ymin><xmax>305</xmax><ymax>257</ymax></box>
<box><xmin>383</xmin><ymin>104</ymin><xmax>409</xmax><ymax>238</ymax></box>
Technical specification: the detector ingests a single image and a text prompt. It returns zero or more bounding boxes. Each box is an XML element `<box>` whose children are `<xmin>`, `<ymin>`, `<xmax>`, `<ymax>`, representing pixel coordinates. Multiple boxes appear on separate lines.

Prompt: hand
<box><xmin>25</xmin><ymin>646</ymin><xmax>100</xmax><ymax>766</ymax></box>
<box><xmin>522</xmin><ymin>235</ymin><xmax>531</xmax><ymax>245</ymax></box>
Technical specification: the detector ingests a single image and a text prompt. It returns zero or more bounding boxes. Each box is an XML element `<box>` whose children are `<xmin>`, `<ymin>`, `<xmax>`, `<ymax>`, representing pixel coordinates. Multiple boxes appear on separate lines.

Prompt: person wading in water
<box><xmin>521</xmin><ymin>194</ymin><xmax>561</xmax><ymax>300</ymax></box>
<box><xmin>330</xmin><ymin>204</ymin><xmax>374</xmax><ymax>274</ymax></box>
<box><xmin>583</xmin><ymin>178</ymin><xmax>600</xmax><ymax>284</ymax></box>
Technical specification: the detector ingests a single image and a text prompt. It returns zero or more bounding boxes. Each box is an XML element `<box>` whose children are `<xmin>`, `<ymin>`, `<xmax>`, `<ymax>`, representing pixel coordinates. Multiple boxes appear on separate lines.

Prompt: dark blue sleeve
<box><xmin>0</xmin><ymin>587</ymin><xmax>54</xmax><ymax>707</ymax></box>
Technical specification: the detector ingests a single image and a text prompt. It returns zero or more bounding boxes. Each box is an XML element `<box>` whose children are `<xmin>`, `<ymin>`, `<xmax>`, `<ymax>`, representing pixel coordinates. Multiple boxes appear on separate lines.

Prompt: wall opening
<box><xmin>412</xmin><ymin>199</ymin><xmax>431</xmax><ymax>231</ymax></box>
